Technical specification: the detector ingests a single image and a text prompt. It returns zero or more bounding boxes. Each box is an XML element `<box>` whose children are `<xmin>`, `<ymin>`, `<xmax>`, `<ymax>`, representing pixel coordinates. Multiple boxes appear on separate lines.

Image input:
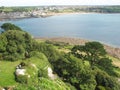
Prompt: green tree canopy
<box><xmin>95</xmin><ymin>68</ymin><xmax>120</xmax><ymax>90</ymax></box>
<box><xmin>71</xmin><ymin>42</ymin><xmax>106</xmax><ymax>67</ymax></box>
<box><xmin>0</xmin><ymin>30</ymin><xmax>35</xmax><ymax>61</ymax></box>
<box><xmin>97</xmin><ymin>58</ymin><xmax>116</xmax><ymax>76</ymax></box>
<box><xmin>1</xmin><ymin>23</ymin><xmax>22</xmax><ymax>31</ymax></box>
<box><xmin>53</xmin><ymin>54</ymin><xmax>96</xmax><ymax>90</ymax></box>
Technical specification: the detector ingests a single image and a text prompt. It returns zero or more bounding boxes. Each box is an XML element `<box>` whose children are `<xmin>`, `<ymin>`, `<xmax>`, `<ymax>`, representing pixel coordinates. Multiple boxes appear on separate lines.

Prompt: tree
<box><xmin>97</xmin><ymin>58</ymin><xmax>115</xmax><ymax>76</ymax></box>
<box><xmin>0</xmin><ymin>35</ymin><xmax>7</xmax><ymax>52</ymax></box>
<box><xmin>95</xmin><ymin>68</ymin><xmax>120</xmax><ymax>90</ymax></box>
<box><xmin>0</xmin><ymin>29</ymin><xmax>34</xmax><ymax>61</ymax></box>
<box><xmin>36</xmin><ymin>43</ymin><xmax>60</xmax><ymax>64</ymax></box>
<box><xmin>72</xmin><ymin>42</ymin><xmax>106</xmax><ymax>67</ymax></box>
<box><xmin>54</xmin><ymin>54</ymin><xmax>96</xmax><ymax>90</ymax></box>
<box><xmin>1</xmin><ymin>23</ymin><xmax>22</xmax><ymax>31</ymax></box>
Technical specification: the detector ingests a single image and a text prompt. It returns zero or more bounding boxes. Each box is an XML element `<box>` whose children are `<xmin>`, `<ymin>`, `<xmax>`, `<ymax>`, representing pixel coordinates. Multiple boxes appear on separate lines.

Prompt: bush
<box><xmin>1</xmin><ymin>23</ymin><xmax>22</xmax><ymax>31</ymax></box>
<box><xmin>36</xmin><ymin>43</ymin><xmax>60</xmax><ymax>63</ymax></box>
<box><xmin>38</xmin><ymin>68</ymin><xmax>48</xmax><ymax>78</ymax></box>
<box><xmin>15</xmin><ymin>75</ymin><xmax>28</xmax><ymax>84</ymax></box>
<box><xmin>14</xmin><ymin>84</ymin><xmax>36</xmax><ymax>90</ymax></box>
<box><xmin>0</xmin><ymin>29</ymin><xmax>35</xmax><ymax>61</ymax></box>
<box><xmin>96</xmin><ymin>86</ymin><xmax>106</xmax><ymax>90</ymax></box>
<box><xmin>95</xmin><ymin>68</ymin><xmax>120</xmax><ymax>90</ymax></box>
<box><xmin>97</xmin><ymin>58</ymin><xmax>116</xmax><ymax>76</ymax></box>
<box><xmin>29</xmin><ymin>51</ymin><xmax>42</xmax><ymax>58</ymax></box>
<box><xmin>20</xmin><ymin>62</ymin><xmax>26</xmax><ymax>67</ymax></box>
<box><xmin>65</xmin><ymin>83</ymin><xmax>77</xmax><ymax>90</ymax></box>
<box><xmin>38</xmin><ymin>78</ymin><xmax>71</xmax><ymax>90</ymax></box>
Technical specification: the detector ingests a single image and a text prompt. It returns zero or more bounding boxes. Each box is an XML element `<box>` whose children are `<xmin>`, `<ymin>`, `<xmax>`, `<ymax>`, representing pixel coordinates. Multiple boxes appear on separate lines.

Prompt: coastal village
<box><xmin>0</xmin><ymin>6</ymin><xmax>68</xmax><ymax>20</ymax></box>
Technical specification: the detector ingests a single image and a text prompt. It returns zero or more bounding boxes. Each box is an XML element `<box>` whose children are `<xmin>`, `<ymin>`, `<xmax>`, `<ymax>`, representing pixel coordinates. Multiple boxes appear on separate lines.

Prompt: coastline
<box><xmin>35</xmin><ymin>37</ymin><xmax>120</xmax><ymax>59</ymax></box>
<box><xmin>0</xmin><ymin>12</ymin><xmax>89</xmax><ymax>21</ymax></box>
<box><xmin>0</xmin><ymin>12</ymin><xmax>119</xmax><ymax>21</ymax></box>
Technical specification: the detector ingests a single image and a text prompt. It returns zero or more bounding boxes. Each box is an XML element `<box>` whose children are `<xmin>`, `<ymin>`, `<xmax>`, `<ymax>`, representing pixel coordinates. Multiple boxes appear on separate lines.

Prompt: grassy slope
<box><xmin>0</xmin><ymin>52</ymin><xmax>71</xmax><ymax>90</ymax></box>
<box><xmin>0</xmin><ymin>60</ymin><xmax>21</xmax><ymax>86</ymax></box>
<box><xmin>39</xmin><ymin>78</ymin><xmax>71</xmax><ymax>90</ymax></box>
<box><xmin>108</xmin><ymin>55</ymin><xmax>120</xmax><ymax>76</ymax></box>
<box><xmin>109</xmin><ymin>56</ymin><xmax>120</xmax><ymax>68</ymax></box>
<box><xmin>0</xmin><ymin>53</ymin><xmax>50</xmax><ymax>87</ymax></box>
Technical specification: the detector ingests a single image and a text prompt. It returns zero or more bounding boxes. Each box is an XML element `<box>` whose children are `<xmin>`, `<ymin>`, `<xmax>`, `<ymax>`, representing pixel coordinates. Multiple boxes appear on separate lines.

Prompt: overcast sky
<box><xmin>0</xmin><ymin>0</ymin><xmax>120</xmax><ymax>6</ymax></box>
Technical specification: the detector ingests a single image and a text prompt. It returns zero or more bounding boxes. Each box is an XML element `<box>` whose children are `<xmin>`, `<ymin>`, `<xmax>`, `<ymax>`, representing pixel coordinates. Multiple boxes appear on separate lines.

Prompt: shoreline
<box><xmin>35</xmin><ymin>37</ymin><xmax>120</xmax><ymax>59</ymax></box>
<box><xmin>0</xmin><ymin>12</ymin><xmax>120</xmax><ymax>21</ymax></box>
<box><xmin>0</xmin><ymin>12</ymin><xmax>90</xmax><ymax>21</ymax></box>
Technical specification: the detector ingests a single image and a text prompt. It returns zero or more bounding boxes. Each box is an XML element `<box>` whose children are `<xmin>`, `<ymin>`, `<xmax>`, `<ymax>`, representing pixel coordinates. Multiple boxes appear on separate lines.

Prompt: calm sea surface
<box><xmin>0</xmin><ymin>13</ymin><xmax>120</xmax><ymax>47</ymax></box>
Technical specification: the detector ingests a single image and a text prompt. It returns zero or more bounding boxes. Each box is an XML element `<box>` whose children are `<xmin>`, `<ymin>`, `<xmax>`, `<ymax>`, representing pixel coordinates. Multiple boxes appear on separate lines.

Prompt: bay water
<box><xmin>0</xmin><ymin>13</ymin><xmax>120</xmax><ymax>47</ymax></box>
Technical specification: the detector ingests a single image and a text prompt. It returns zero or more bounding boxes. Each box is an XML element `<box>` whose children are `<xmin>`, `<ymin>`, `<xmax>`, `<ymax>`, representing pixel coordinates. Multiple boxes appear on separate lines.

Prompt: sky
<box><xmin>0</xmin><ymin>0</ymin><xmax>120</xmax><ymax>6</ymax></box>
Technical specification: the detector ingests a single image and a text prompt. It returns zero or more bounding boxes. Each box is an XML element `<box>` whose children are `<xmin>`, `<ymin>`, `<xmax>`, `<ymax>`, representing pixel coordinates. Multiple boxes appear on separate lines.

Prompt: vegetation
<box><xmin>0</xmin><ymin>30</ymin><xmax>35</xmax><ymax>61</ymax></box>
<box><xmin>0</xmin><ymin>6</ymin><xmax>120</xmax><ymax>13</ymax></box>
<box><xmin>1</xmin><ymin>23</ymin><xmax>22</xmax><ymax>31</ymax></box>
<box><xmin>73</xmin><ymin>6</ymin><xmax>120</xmax><ymax>13</ymax></box>
<box><xmin>71</xmin><ymin>42</ymin><xmax>106</xmax><ymax>67</ymax></box>
<box><xmin>71</xmin><ymin>42</ymin><xmax>117</xmax><ymax>76</ymax></box>
<box><xmin>0</xmin><ymin>23</ymin><xmax>120</xmax><ymax>90</ymax></box>
<box><xmin>0</xmin><ymin>6</ymin><xmax>35</xmax><ymax>13</ymax></box>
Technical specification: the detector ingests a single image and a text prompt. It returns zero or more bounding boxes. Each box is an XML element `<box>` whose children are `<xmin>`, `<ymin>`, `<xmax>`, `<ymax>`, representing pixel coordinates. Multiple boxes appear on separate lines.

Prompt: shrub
<box><xmin>1</xmin><ymin>23</ymin><xmax>22</xmax><ymax>31</ymax></box>
<box><xmin>15</xmin><ymin>75</ymin><xmax>28</xmax><ymax>84</ymax></box>
<box><xmin>96</xmin><ymin>86</ymin><xmax>106</xmax><ymax>90</ymax></box>
<box><xmin>36</xmin><ymin>43</ymin><xmax>60</xmax><ymax>63</ymax></box>
<box><xmin>0</xmin><ymin>29</ymin><xmax>35</xmax><ymax>61</ymax></box>
<box><xmin>14</xmin><ymin>84</ymin><xmax>36</xmax><ymax>90</ymax></box>
<box><xmin>38</xmin><ymin>68</ymin><xmax>48</xmax><ymax>78</ymax></box>
<box><xmin>95</xmin><ymin>68</ymin><xmax>120</xmax><ymax>90</ymax></box>
<box><xmin>29</xmin><ymin>51</ymin><xmax>42</xmax><ymax>58</ymax></box>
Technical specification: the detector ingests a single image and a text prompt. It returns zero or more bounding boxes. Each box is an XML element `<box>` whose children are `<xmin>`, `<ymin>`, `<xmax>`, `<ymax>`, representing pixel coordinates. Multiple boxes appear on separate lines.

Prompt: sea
<box><xmin>0</xmin><ymin>13</ymin><xmax>120</xmax><ymax>47</ymax></box>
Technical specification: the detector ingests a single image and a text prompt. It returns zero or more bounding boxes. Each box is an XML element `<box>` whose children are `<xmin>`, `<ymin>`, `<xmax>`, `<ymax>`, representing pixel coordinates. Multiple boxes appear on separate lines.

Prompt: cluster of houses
<box><xmin>0</xmin><ymin>6</ymin><xmax>67</xmax><ymax>20</ymax></box>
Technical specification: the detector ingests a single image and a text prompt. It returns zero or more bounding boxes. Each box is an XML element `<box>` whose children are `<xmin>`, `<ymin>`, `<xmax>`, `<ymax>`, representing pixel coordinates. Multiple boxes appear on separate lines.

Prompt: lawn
<box><xmin>0</xmin><ymin>60</ymin><xmax>21</xmax><ymax>87</ymax></box>
<box><xmin>0</xmin><ymin>53</ymin><xmax>50</xmax><ymax>87</ymax></box>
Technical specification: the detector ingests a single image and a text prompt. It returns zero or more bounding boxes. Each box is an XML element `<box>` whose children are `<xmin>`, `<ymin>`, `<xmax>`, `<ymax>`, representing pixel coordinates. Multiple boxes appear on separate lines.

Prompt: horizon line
<box><xmin>1</xmin><ymin>5</ymin><xmax>120</xmax><ymax>7</ymax></box>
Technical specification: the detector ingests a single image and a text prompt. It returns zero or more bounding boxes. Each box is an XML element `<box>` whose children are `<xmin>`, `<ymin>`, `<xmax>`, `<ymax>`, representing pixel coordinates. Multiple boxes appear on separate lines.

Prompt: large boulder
<box><xmin>15</xmin><ymin>69</ymin><xmax>26</xmax><ymax>76</ymax></box>
<box><xmin>48</xmin><ymin>67</ymin><xmax>57</xmax><ymax>80</ymax></box>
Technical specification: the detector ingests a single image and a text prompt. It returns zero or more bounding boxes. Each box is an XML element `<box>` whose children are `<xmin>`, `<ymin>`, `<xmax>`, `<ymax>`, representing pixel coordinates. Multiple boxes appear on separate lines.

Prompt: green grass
<box><xmin>0</xmin><ymin>52</ymin><xmax>71</xmax><ymax>89</ymax></box>
<box><xmin>0</xmin><ymin>60</ymin><xmax>21</xmax><ymax>87</ymax></box>
<box><xmin>39</xmin><ymin>78</ymin><xmax>71</xmax><ymax>90</ymax></box>
<box><xmin>114</xmin><ymin>68</ymin><xmax>120</xmax><ymax>77</ymax></box>
<box><xmin>14</xmin><ymin>78</ymin><xmax>71</xmax><ymax>90</ymax></box>
<box><xmin>0</xmin><ymin>7</ymin><xmax>13</xmax><ymax>12</ymax></box>
<box><xmin>26</xmin><ymin>53</ymin><xmax>50</xmax><ymax>69</ymax></box>
<box><xmin>0</xmin><ymin>52</ymin><xmax>50</xmax><ymax>87</ymax></box>
<box><xmin>107</xmin><ymin>55</ymin><xmax>120</xmax><ymax>68</ymax></box>
<box><xmin>35</xmin><ymin>39</ymin><xmax>45</xmax><ymax>43</ymax></box>
<box><xmin>106</xmin><ymin>55</ymin><xmax>120</xmax><ymax>77</ymax></box>
<box><xmin>0</xmin><ymin>6</ymin><xmax>35</xmax><ymax>12</ymax></box>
